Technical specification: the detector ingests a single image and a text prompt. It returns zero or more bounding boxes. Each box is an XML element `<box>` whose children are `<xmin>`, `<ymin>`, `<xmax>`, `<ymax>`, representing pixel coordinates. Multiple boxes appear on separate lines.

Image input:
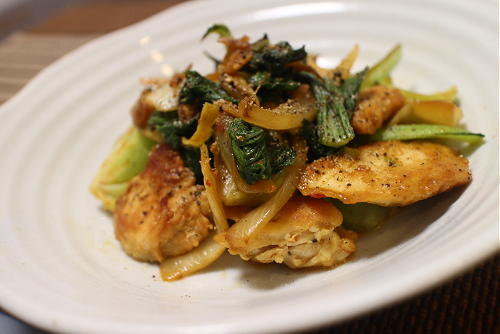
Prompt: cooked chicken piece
<box><xmin>131</xmin><ymin>84</ymin><xmax>179</xmax><ymax>128</ymax></box>
<box><xmin>351</xmin><ymin>86</ymin><xmax>405</xmax><ymax>134</ymax></box>
<box><xmin>217</xmin><ymin>195</ymin><xmax>356</xmax><ymax>268</ymax></box>
<box><xmin>114</xmin><ymin>143</ymin><xmax>212</xmax><ymax>263</ymax></box>
<box><xmin>218</xmin><ymin>36</ymin><xmax>253</xmax><ymax>74</ymax></box>
<box><xmin>299</xmin><ymin>141</ymin><xmax>471</xmax><ymax>206</ymax></box>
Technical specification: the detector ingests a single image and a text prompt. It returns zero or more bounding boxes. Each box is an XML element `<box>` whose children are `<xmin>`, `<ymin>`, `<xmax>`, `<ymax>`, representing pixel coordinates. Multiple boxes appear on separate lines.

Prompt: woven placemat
<box><xmin>0</xmin><ymin>32</ymin><xmax>498</xmax><ymax>334</ymax></box>
<box><xmin>316</xmin><ymin>255</ymin><xmax>499</xmax><ymax>334</ymax></box>
<box><xmin>0</xmin><ymin>32</ymin><xmax>98</xmax><ymax>104</ymax></box>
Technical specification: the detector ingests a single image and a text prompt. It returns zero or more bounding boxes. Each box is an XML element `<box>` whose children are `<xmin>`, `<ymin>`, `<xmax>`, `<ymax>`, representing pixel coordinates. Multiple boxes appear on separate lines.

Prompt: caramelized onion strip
<box><xmin>223</xmin><ymin>140</ymin><xmax>307</xmax><ymax>251</ymax></box>
<box><xmin>159</xmin><ymin>144</ymin><xmax>228</xmax><ymax>281</ymax></box>
<box><xmin>200</xmin><ymin>144</ymin><xmax>229</xmax><ymax>232</ymax></box>
<box><xmin>160</xmin><ymin>235</ymin><xmax>225</xmax><ymax>281</ymax></box>
<box><xmin>182</xmin><ymin>103</ymin><xmax>219</xmax><ymax>147</ymax></box>
<box><xmin>219</xmin><ymin>95</ymin><xmax>316</xmax><ymax>130</ymax></box>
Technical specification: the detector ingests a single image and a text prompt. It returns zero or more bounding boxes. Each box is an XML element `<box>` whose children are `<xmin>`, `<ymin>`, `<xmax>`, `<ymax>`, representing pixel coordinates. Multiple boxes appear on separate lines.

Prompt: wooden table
<box><xmin>0</xmin><ymin>1</ymin><xmax>498</xmax><ymax>333</ymax></box>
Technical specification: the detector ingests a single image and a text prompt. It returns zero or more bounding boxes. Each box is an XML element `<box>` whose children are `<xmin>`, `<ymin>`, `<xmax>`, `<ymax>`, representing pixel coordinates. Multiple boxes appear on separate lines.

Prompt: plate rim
<box><xmin>0</xmin><ymin>0</ymin><xmax>498</xmax><ymax>333</ymax></box>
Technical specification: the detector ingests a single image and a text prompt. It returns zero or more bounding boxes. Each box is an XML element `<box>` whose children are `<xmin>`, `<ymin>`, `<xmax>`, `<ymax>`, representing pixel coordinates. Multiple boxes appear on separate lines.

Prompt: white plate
<box><xmin>0</xmin><ymin>0</ymin><xmax>498</xmax><ymax>333</ymax></box>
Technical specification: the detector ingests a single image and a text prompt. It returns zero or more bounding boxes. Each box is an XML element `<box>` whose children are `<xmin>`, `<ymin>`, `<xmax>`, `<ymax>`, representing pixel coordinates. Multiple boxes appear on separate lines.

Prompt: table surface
<box><xmin>0</xmin><ymin>1</ymin><xmax>498</xmax><ymax>333</ymax></box>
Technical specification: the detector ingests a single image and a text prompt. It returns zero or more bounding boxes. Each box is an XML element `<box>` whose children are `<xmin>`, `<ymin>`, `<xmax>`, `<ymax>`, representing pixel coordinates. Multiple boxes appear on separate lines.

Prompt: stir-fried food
<box><xmin>114</xmin><ymin>143</ymin><xmax>212</xmax><ymax>262</ymax></box>
<box><xmin>351</xmin><ymin>86</ymin><xmax>405</xmax><ymax>134</ymax></box>
<box><xmin>216</xmin><ymin>195</ymin><xmax>355</xmax><ymax>268</ymax></box>
<box><xmin>298</xmin><ymin>141</ymin><xmax>471</xmax><ymax>206</ymax></box>
<box><xmin>90</xmin><ymin>24</ymin><xmax>484</xmax><ymax>281</ymax></box>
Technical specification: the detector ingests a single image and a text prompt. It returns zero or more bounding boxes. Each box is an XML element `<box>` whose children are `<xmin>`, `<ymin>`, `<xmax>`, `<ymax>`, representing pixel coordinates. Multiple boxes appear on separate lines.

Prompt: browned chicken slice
<box><xmin>131</xmin><ymin>84</ymin><xmax>179</xmax><ymax>128</ymax></box>
<box><xmin>299</xmin><ymin>141</ymin><xmax>471</xmax><ymax>206</ymax></box>
<box><xmin>114</xmin><ymin>143</ymin><xmax>212</xmax><ymax>263</ymax></box>
<box><xmin>217</xmin><ymin>195</ymin><xmax>356</xmax><ymax>268</ymax></box>
<box><xmin>351</xmin><ymin>86</ymin><xmax>405</xmax><ymax>134</ymax></box>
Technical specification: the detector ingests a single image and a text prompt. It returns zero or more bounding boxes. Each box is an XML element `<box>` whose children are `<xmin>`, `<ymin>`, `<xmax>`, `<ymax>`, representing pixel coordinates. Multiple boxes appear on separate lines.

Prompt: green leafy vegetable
<box><xmin>247</xmin><ymin>71</ymin><xmax>269</xmax><ymax>87</ymax></box>
<box><xmin>298</xmin><ymin>69</ymin><xmax>366</xmax><ymax>148</ymax></box>
<box><xmin>90</xmin><ymin>127</ymin><xmax>156</xmax><ymax>211</ymax></box>
<box><xmin>249</xmin><ymin>71</ymin><xmax>301</xmax><ymax>91</ymax></box>
<box><xmin>147</xmin><ymin>111</ymin><xmax>203</xmax><ymax>182</ymax></box>
<box><xmin>250</xmin><ymin>34</ymin><xmax>270</xmax><ymax>52</ymax></box>
<box><xmin>181</xmin><ymin>147</ymin><xmax>203</xmax><ymax>183</ymax></box>
<box><xmin>180</xmin><ymin>71</ymin><xmax>238</xmax><ymax>104</ymax></box>
<box><xmin>248</xmin><ymin>71</ymin><xmax>301</xmax><ymax>101</ymax></box>
<box><xmin>360</xmin><ymin>44</ymin><xmax>401</xmax><ymax>90</ymax></box>
<box><xmin>370</xmin><ymin>124</ymin><xmax>485</xmax><ymax>143</ymax></box>
<box><xmin>228</xmin><ymin>119</ymin><xmax>295</xmax><ymax>184</ymax></box>
<box><xmin>243</xmin><ymin>39</ymin><xmax>307</xmax><ymax>100</ymax></box>
<box><xmin>316</xmin><ymin>95</ymin><xmax>353</xmax><ymax>147</ymax></box>
<box><xmin>201</xmin><ymin>23</ymin><xmax>231</xmax><ymax>40</ymax></box>
<box><xmin>340</xmin><ymin>68</ymin><xmax>368</xmax><ymax>115</ymax></box>
<box><xmin>147</xmin><ymin>111</ymin><xmax>197</xmax><ymax>150</ymax></box>
<box><xmin>201</xmin><ymin>24</ymin><xmax>229</xmax><ymax>69</ymax></box>
<box><xmin>300</xmin><ymin>120</ymin><xmax>338</xmax><ymax>161</ymax></box>
<box><xmin>268</xmin><ymin>141</ymin><xmax>297</xmax><ymax>174</ymax></box>
<box><xmin>244</xmin><ymin>41</ymin><xmax>306</xmax><ymax>73</ymax></box>
<box><xmin>203</xmin><ymin>51</ymin><xmax>221</xmax><ymax>70</ymax></box>
<box><xmin>327</xmin><ymin>199</ymin><xmax>396</xmax><ymax>232</ymax></box>
<box><xmin>229</xmin><ymin>119</ymin><xmax>270</xmax><ymax>184</ymax></box>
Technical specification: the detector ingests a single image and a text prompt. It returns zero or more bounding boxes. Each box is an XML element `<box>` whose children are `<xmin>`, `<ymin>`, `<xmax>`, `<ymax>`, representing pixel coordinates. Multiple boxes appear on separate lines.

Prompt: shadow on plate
<box><xmin>353</xmin><ymin>186</ymin><xmax>466</xmax><ymax>260</ymax></box>
<box><xmin>203</xmin><ymin>186</ymin><xmax>467</xmax><ymax>290</ymax></box>
<box><xmin>98</xmin><ymin>184</ymin><xmax>466</xmax><ymax>289</ymax></box>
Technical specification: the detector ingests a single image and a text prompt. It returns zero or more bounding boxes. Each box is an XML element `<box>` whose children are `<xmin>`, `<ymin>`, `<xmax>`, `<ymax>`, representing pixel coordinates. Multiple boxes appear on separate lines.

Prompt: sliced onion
<box><xmin>335</xmin><ymin>44</ymin><xmax>360</xmax><ymax>79</ymax></box>
<box><xmin>159</xmin><ymin>144</ymin><xmax>228</xmax><ymax>281</ymax></box>
<box><xmin>388</xmin><ymin>100</ymin><xmax>463</xmax><ymax>127</ymax></box>
<box><xmin>217</xmin><ymin>36</ymin><xmax>253</xmax><ymax>74</ymax></box>
<box><xmin>200</xmin><ymin>144</ymin><xmax>229</xmax><ymax>232</ymax></box>
<box><xmin>217</xmin><ymin>162</ymin><xmax>274</xmax><ymax>206</ymax></box>
<box><xmin>399</xmin><ymin>86</ymin><xmax>457</xmax><ymax>102</ymax></box>
<box><xmin>306</xmin><ymin>54</ymin><xmax>333</xmax><ymax>78</ymax></box>
<box><xmin>182</xmin><ymin>103</ymin><xmax>219</xmax><ymax>147</ymax></box>
<box><xmin>224</xmin><ymin>140</ymin><xmax>307</xmax><ymax>251</ymax></box>
<box><xmin>306</xmin><ymin>45</ymin><xmax>359</xmax><ymax>80</ymax></box>
<box><xmin>215</xmin><ymin>116</ymin><xmax>277</xmax><ymax>194</ymax></box>
<box><xmin>219</xmin><ymin>73</ymin><xmax>255</xmax><ymax>100</ymax></box>
<box><xmin>160</xmin><ymin>235</ymin><xmax>225</xmax><ymax>281</ymax></box>
<box><xmin>218</xmin><ymin>94</ymin><xmax>316</xmax><ymax>130</ymax></box>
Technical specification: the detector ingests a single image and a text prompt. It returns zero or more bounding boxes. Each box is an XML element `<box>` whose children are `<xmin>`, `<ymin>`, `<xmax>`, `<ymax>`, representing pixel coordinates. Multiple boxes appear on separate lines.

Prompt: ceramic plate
<box><xmin>0</xmin><ymin>0</ymin><xmax>498</xmax><ymax>333</ymax></box>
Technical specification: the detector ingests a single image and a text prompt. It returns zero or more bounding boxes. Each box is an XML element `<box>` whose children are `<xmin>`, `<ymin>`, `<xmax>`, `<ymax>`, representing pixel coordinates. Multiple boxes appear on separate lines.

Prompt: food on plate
<box><xmin>114</xmin><ymin>143</ymin><xmax>212</xmax><ymax>262</ymax></box>
<box><xmin>298</xmin><ymin>141</ymin><xmax>471</xmax><ymax>206</ymax></box>
<box><xmin>90</xmin><ymin>24</ymin><xmax>483</xmax><ymax>281</ymax></box>
<box><xmin>216</xmin><ymin>195</ymin><xmax>356</xmax><ymax>268</ymax></box>
<box><xmin>351</xmin><ymin>86</ymin><xmax>405</xmax><ymax>134</ymax></box>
